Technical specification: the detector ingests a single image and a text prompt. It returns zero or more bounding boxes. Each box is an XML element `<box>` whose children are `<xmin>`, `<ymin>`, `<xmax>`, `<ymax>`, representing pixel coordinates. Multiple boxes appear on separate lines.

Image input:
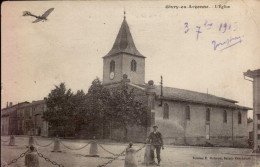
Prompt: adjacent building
<box><xmin>17</xmin><ymin>100</ymin><xmax>49</xmax><ymax>137</ymax></box>
<box><xmin>1</xmin><ymin>100</ymin><xmax>48</xmax><ymax>137</ymax></box>
<box><xmin>1</xmin><ymin>102</ymin><xmax>29</xmax><ymax>135</ymax></box>
<box><xmin>103</xmin><ymin>16</ymin><xmax>251</xmax><ymax>147</ymax></box>
<box><xmin>244</xmin><ymin>69</ymin><xmax>260</xmax><ymax>152</ymax></box>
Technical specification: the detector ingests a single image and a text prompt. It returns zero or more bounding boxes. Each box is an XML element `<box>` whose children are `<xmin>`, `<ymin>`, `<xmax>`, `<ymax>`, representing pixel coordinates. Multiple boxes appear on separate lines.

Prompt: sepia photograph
<box><xmin>1</xmin><ymin>1</ymin><xmax>260</xmax><ymax>167</ymax></box>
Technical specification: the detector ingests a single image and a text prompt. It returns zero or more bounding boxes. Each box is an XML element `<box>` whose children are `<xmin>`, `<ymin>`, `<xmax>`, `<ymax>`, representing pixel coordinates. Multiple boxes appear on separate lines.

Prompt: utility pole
<box><xmin>232</xmin><ymin>109</ymin><xmax>234</xmax><ymax>147</ymax></box>
<box><xmin>244</xmin><ymin>69</ymin><xmax>260</xmax><ymax>153</ymax></box>
<box><xmin>159</xmin><ymin>75</ymin><xmax>163</xmax><ymax>107</ymax></box>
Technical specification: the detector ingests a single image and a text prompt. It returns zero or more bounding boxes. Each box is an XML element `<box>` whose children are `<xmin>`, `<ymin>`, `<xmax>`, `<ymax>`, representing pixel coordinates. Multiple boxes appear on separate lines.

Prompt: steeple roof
<box><xmin>104</xmin><ymin>18</ymin><xmax>145</xmax><ymax>58</ymax></box>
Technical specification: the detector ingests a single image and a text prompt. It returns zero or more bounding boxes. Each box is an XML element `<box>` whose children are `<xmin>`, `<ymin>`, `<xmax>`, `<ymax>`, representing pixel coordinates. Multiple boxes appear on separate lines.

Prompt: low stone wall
<box><xmin>163</xmin><ymin>137</ymin><xmax>185</xmax><ymax>145</ymax></box>
<box><xmin>163</xmin><ymin>136</ymin><xmax>249</xmax><ymax>147</ymax></box>
<box><xmin>209</xmin><ymin>136</ymin><xmax>248</xmax><ymax>147</ymax></box>
<box><xmin>185</xmin><ymin>136</ymin><xmax>207</xmax><ymax>146</ymax></box>
<box><xmin>111</xmin><ymin>125</ymin><xmax>148</xmax><ymax>143</ymax></box>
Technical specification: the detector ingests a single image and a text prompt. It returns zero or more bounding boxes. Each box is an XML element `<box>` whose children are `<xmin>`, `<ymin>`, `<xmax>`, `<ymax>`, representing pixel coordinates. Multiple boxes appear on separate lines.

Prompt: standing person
<box><xmin>147</xmin><ymin>125</ymin><xmax>164</xmax><ymax>166</ymax></box>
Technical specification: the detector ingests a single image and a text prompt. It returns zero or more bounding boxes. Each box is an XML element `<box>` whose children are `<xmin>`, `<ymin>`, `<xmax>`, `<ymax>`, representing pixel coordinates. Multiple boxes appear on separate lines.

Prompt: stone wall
<box><xmin>1</xmin><ymin>117</ymin><xmax>9</xmax><ymax>135</ymax></box>
<box><xmin>103</xmin><ymin>53</ymin><xmax>145</xmax><ymax>86</ymax></box>
<box><xmin>111</xmin><ymin>124</ymin><xmax>148</xmax><ymax>142</ymax></box>
<box><xmin>103</xmin><ymin>55</ymin><xmax>123</xmax><ymax>84</ymax></box>
<box><xmin>153</xmin><ymin>100</ymin><xmax>249</xmax><ymax>147</ymax></box>
<box><xmin>122</xmin><ymin>54</ymin><xmax>145</xmax><ymax>85</ymax></box>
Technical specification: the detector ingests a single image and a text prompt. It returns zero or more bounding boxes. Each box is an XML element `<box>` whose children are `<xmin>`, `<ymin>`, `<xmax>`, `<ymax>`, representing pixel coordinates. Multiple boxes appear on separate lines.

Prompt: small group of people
<box><xmin>125</xmin><ymin>125</ymin><xmax>163</xmax><ymax>167</ymax></box>
<box><xmin>146</xmin><ymin>125</ymin><xmax>164</xmax><ymax>166</ymax></box>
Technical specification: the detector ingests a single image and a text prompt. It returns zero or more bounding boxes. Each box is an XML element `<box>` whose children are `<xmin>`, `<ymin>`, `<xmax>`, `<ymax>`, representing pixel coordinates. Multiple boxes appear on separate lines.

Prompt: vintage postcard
<box><xmin>1</xmin><ymin>0</ymin><xmax>260</xmax><ymax>167</ymax></box>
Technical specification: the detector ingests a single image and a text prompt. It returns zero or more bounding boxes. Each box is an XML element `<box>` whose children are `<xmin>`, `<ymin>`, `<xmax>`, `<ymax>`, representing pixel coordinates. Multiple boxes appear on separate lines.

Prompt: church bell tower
<box><xmin>103</xmin><ymin>13</ymin><xmax>145</xmax><ymax>85</ymax></box>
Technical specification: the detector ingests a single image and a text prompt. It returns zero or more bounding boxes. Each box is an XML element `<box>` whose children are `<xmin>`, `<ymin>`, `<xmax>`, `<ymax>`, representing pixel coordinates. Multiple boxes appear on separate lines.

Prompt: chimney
<box><xmin>6</xmin><ymin>102</ymin><xmax>8</xmax><ymax>108</ymax></box>
<box><xmin>159</xmin><ymin>75</ymin><xmax>163</xmax><ymax>107</ymax></box>
<box><xmin>9</xmin><ymin>102</ymin><xmax>13</xmax><ymax>107</ymax></box>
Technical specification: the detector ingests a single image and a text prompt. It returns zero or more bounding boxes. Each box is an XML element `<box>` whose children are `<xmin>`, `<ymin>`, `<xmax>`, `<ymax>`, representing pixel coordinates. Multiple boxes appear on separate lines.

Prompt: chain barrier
<box><xmin>98</xmin><ymin>144</ymin><xmax>119</xmax><ymax>156</ymax></box>
<box><xmin>1</xmin><ymin>136</ymin><xmax>146</xmax><ymax>167</ymax></box>
<box><xmin>36</xmin><ymin>150</ymin><xmax>64</xmax><ymax>167</ymax></box>
<box><xmin>96</xmin><ymin>143</ymin><xmax>146</xmax><ymax>167</ymax></box>
<box><xmin>97</xmin><ymin>149</ymin><xmax>126</xmax><ymax>167</ymax></box>
<box><xmin>35</xmin><ymin>139</ymin><xmax>54</xmax><ymax>147</ymax></box>
<box><xmin>1</xmin><ymin>149</ymin><xmax>30</xmax><ymax>167</ymax></box>
<box><xmin>135</xmin><ymin>144</ymin><xmax>146</xmax><ymax>153</ymax></box>
<box><xmin>98</xmin><ymin>143</ymin><xmax>146</xmax><ymax>157</ymax></box>
<box><xmin>61</xmin><ymin>141</ymin><xmax>90</xmax><ymax>151</ymax></box>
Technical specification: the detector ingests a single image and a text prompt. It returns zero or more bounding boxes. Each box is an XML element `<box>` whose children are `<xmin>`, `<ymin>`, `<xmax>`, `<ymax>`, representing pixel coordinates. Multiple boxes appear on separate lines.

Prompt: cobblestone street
<box><xmin>1</xmin><ymin>136</ymin><xmax>260</xmax><ymax>167</ymax></box>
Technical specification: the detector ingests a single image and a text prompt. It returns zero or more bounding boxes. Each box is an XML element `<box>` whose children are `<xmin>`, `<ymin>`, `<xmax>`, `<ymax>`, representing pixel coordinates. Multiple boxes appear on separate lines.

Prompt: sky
<box><xmin>1</xmin><ymin>1</ymin><xmax>260</xmax><ymax>118</ymax></box>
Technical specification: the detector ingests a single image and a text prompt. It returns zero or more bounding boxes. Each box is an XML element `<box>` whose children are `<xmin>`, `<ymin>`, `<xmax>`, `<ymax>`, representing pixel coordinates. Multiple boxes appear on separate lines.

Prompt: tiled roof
<box><xmin>1</xmin><ymin>100</ymin><xmax>45</xmax><ymax>112</ymax></box>
<box><xmin>103</xmin><ymin>19</ymin><xmax>145</xmax><ymax>58</ymax></box>
<box><xmin>18</xmin><ymin>100</ymin><xmax>45</xmax><ymax>108</ymax></box>
<box><xmin>1</xmin><ymin>102</ymin><xmax>30</xmax><ymax>116</ymax></box>
<box><xmin>138</xmin><ymin>84</ymin><xmax>251</xmax><ymax>110</ymax></box>
<box><xmin>1</xmin><ymin>102</ymin><xmax>29</xmax><ymax>111</ymax></box>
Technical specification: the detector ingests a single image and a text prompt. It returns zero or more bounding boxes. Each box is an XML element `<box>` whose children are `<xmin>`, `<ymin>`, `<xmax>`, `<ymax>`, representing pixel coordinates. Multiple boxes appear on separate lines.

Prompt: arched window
<box><xmin>185</xmin><ymin>106</ymin><xmax>190</xmax><ymax>120</ymax></box>
<box><xmin>131</xmin><ymin>60</ymin><xmax>137</xmax><ymax>72</ymax></box>
<box><xmin>163</xmin><ymin>103</ymin><xmax>169</xmax><ymax>119</ymax></box>
<box><xmin>110</xmin><ymin>60</ymin><xmax>115</xmax><ymax>72</ymax></box>
<box><xmin>206</xmin><ymin>108</ymin><xmax>210</xmax><ymax>122</ymax></box>
<box><xmin>223</xmin><ymin>110</ymin><xmax>227</xmax><ymax>123</ymax></box>
<box><xmin>238</xmin><ymin>112</ymin><xmax>242</xmax><ymax>124</ymax></box>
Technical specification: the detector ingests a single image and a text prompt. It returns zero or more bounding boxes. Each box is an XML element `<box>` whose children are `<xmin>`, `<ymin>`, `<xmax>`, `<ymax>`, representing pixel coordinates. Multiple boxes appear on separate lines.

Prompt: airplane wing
<box><xmin>41</xmin><ymin>8</ymin><xmax>54</xmax><ymax>18</ymax></box>
<box><xmin>32</xmin><ymin>18</ymin><xmax>42</xmax><ymax>23</ymax></box>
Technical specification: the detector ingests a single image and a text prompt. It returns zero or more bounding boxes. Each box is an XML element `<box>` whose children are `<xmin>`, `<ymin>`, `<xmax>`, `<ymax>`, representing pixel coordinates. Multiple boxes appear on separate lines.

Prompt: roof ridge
<box><xmin>157</xmin><ymin>85</ymin><xmax>214</xmax><ymax>96</ymax></box>
<box><xmin>159</xmin><ymin>85</ymin><xmax>231</xmax><ymax>100</ymax></box>
<box><xmin>152</xmin><ymin>85</ymin><xmax>252</xmax><ymax>109</ymax></box>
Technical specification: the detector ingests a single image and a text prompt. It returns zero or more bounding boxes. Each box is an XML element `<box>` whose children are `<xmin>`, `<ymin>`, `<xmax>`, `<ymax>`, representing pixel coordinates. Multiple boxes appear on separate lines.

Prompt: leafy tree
<box><xmin>85</xmin><ymin>79</ymin><xmax>148</xmax><ymax>141</ymax></box>
<box><xmin>43</xmin><ymin>83</ymin><xmax>75</xmax><ymax>137</ymax></box>
<box><xmin>107</xmin><ymin>84</ymin><xmax>148</xmax><ymax>141</ymax></box>
<box><xmin>43</xmin><ymin>79</ymin><xmax>148</xmax><ymax>141</ymax></box>
<box><xmin>71</xmin><ymin>89</ymin><xmax>87</xmax><ymax>136</ymax></box>
<box><xmin>85</xmin><ymin>78</ymin><xmax>111</xmax><ymax>138</ymax></box>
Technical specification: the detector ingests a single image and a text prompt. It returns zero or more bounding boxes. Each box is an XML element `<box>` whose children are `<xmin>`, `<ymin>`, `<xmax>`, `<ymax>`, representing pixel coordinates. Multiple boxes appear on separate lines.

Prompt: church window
<box><xmin>223</xmin><ymin>110</ymin><xmax>227</xmax><ymax>123</ymax></box>
<box><xmin>238</xmin><ymin>112</ymin><xmax>242</xmax><ymax>124</ymax></box>
<box><xmin>131</xmin><ymin>60</ymin><xmax>137</xmax><ymax>72</ymax></box>
<box><xmin>163</xmin><ymin>103</ymin><xmax>169</xmax><ymax>119</ymax></box>
<box><xmin>257</xmin><ymin>114</ymin><xmax>260</xmax><ymax>120</ymax></box>
<box><xmin>185</xmin><ymin>106</ymin><xmax>190</xmax><ymax>120</ymax></box>
<box><xmin>110</xmin><ymin>60</ymin><xmax>115</xmax><ymax>72</ymax></box>
<box><xmin>206</xmin><ymin>108</ymin><xmax>210</xmax><ymax>122</ymax></box>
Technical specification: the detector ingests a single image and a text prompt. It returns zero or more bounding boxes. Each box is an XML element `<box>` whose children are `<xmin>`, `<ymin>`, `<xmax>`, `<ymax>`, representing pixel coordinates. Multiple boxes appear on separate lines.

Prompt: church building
<box><xmin>102</xmin><ymin>15</ymin><xmax>251</xmax><ymax>147</ymax></box>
